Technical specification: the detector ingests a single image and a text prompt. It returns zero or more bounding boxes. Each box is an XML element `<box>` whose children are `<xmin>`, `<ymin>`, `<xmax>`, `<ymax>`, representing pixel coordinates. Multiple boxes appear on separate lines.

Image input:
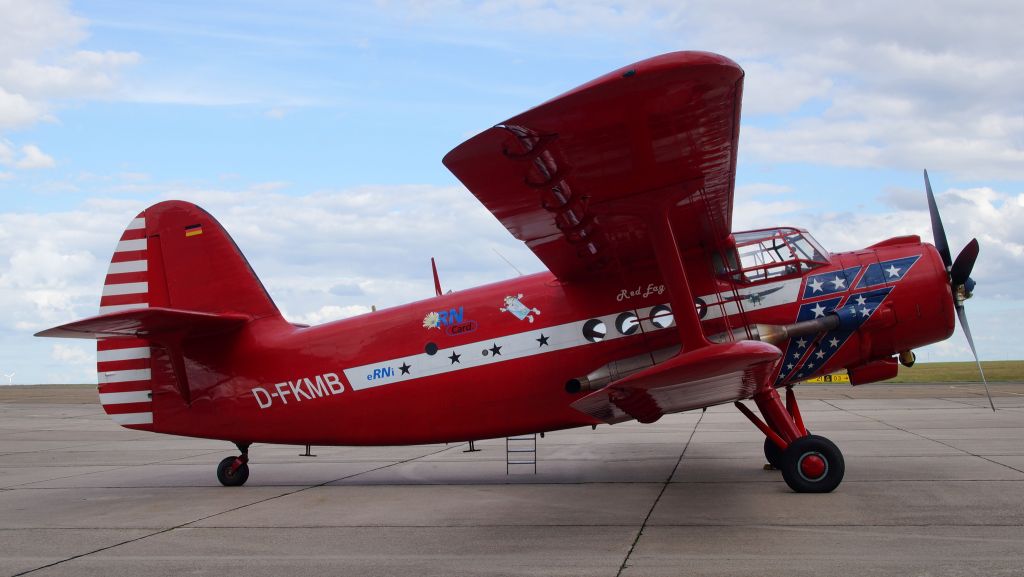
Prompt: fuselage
<box><xmin>150</xmin><ymin>232</ymin><xmax>954</xmax><ymax>446</ymax></box>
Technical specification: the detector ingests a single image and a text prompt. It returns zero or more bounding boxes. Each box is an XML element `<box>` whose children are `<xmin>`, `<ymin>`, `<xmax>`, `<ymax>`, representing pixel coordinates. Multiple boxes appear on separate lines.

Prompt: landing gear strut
<box><xmin>217</xmin><ymin>442</ymin><xmax>250</xmax><ymax>487</ymax></box>
<box><xmin>736</xmin><ymin>387</ymin><xmax>845</xmax><ymax>493</ymax></box>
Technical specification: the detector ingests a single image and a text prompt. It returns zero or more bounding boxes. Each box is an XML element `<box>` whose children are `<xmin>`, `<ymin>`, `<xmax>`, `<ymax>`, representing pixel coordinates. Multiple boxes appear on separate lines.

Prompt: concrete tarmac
<box><xmin>2</xmin><ymin>383</ymin><xmax>1024</xmax><ymax>576</ymax></box>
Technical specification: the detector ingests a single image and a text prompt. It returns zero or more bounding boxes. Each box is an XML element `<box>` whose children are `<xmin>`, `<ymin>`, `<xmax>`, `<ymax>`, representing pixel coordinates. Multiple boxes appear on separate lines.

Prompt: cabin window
<box><xmin>727</xmin><ymin>228</ymin><xmax>829</xmax><ymax>283</ymax></box>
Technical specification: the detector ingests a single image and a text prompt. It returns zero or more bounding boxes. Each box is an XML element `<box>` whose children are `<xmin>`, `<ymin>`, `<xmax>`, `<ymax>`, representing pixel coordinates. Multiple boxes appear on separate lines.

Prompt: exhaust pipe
<box><xmin>710</xmin><ymin>315</ymin><xmax>841</xmax><ymax>346</ymax></box>
<box><xmin>566</xmin><ymin>346</ymin><xmax>680</xmax><ymax>393</ymax></box>
<box><xmin>567</xmin><ymin>315</ymin><xmax>842</xmax><ymax>394</ymax></box>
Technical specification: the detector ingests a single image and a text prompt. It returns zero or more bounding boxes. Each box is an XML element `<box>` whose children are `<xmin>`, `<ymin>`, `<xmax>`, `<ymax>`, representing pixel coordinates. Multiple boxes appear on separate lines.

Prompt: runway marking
<box><xmin>8</xmin><ymin>442</ymin><xmax>457</xmax><ymax>577</ymax></box>
<box><xmin>616</xmin><ymin>411</ymin><xmax>703</xmax><ymax>577</ymax></box>
<box><xmin>950</xmin><ymin>384</ymin><xmax>1024</xmax><ymax>397</ymax></box>
<box><xmin>819</xmin><ymin>399</ymin><xmax>1024</xmax><ymax>477</ymax></box>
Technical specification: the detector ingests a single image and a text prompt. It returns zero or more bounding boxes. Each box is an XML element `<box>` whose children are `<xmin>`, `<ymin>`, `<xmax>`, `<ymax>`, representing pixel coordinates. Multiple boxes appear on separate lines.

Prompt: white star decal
<box><xmin>831</xmin><ymin>276</ymin><xmax>846</xmax><ymax>290</ymax></box>
<box><xmin>806</xmin><ymin>362</ymin><xmax>814</xmax><ymax>369</ymax></box>
<box><xmin>797</xmin><ymin>338</ymin><xmax>808</xmax><ymax>348</ymax></box>
<box><xmin>793</xmin><ymin>352</ymin><xmax>801</xmax><ymax>359</ymax></box>
<box><xmin>886</xmin><ymin>264</ymin><xmax>902</xmax><ymax>278</ymax></box>
<box><xmin>828</xmin><ymin>337</ymin><xmax>840</xmax><ymax>348</ymax></box>
<box><xmin>811</xmin><ymin>303</ymin><xmax>826</xmax><ymax>318</ymax></box>
<box><xmin>855</xmin><ymin>294</ymin><xmax>867</xmax><ymax>306</ymax></box>
<box><xmin>808</xmin><ymin>278</ymin><xmax>824</xmax><ymax>293</ymax></box>
<box><xmin>786</xmin><ymin>363</ymin><xmax>795</xmax><ymax>370</ymax></box>
<box><xmin>860</xmin><ymin>306</ymin><xmax>871</xmax><ymax>317</ymax></box>
<box><xmin>815</xmin><ymin>350</ymin><xmax>825</xmax><ymax>359</ymax></box>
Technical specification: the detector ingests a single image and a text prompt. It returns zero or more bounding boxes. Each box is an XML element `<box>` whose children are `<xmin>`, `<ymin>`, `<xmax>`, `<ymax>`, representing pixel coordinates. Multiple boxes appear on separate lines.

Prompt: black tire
<box><xmin>763</xmin><ymin>437</ymin><xmax>784</xmax><ymax>469</ymax></box>
<box><xmin>217</xmin><ymin>456</ymin><xmax>249</xmax><ymax>487</ymax></box>
<box><xmin>780</xmin><ymin>435</ymin><xmax>844</xmax><ymax>493</ymax></box>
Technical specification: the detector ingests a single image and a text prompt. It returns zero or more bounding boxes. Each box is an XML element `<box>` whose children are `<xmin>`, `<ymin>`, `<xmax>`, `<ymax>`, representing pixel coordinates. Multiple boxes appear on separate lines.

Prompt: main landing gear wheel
<box><xmin>780</xmin><ymin>435</ymin><xmax>844</xmax><ymax>493</ymax></box>
<box><xmin>217</xmin><ymin>455</ymin><xmax>249</xmax><ymax>487</ymax></box>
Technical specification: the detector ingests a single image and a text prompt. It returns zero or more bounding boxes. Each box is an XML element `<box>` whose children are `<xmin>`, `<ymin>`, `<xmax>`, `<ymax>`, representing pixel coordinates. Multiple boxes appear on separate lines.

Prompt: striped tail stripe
<box><xmin>100</xmin><ymin>218</ymin><xmax>150</xmax><ymax>315</ymax></box>
<box><xmin>97</xmin><ymin>214</ymin><xmax>154</xmax><ymax>430</ymax></box>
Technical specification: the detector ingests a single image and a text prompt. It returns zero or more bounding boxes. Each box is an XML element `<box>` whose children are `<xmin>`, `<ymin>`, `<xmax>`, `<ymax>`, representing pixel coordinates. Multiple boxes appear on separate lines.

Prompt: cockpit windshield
<box><xmin>720</xmin><ymin>228</ymin><xmax>829</xmax><ymax>283</ymax></box>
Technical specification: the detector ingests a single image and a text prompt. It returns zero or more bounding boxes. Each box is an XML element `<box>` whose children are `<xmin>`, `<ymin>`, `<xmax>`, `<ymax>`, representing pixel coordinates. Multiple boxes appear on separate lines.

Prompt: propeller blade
<box><xmin>951</xmin><ymin>238</ymin><xmax>980</xmax><ymax>288</ymax></box>
<box><xmin>956</xmin><ymin>306</ymin><xmax>995</xmax><ymax>411</ymax></box>
<box><xmin>924</xmin><ymin>169</ymin><xmax>953</xmax><ymax>269</ymax></box>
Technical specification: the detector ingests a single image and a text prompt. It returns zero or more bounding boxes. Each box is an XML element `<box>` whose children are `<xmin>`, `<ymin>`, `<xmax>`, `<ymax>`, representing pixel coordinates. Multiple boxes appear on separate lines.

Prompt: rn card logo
<box><xmin>367</xmin><ymin>365</ymin><xmax>394</xmax><ymax>381</ymax></box>
<box><xmin>500</xmin><ymin>294</ymin><xmax>541</xmax><ymax>323</ymax></box>
<box><xmin>423</xmin><ymin>307</ymin><xmax>478</xmax><ymax>336</ymax></box>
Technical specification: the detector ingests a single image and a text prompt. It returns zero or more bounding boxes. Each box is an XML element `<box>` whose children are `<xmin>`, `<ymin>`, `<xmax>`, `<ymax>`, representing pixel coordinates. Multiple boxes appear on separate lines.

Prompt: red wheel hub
<box><xmin>799</xmin><ymin>453</ymin><xmax>827</xmax><ymax>480</ymax></box>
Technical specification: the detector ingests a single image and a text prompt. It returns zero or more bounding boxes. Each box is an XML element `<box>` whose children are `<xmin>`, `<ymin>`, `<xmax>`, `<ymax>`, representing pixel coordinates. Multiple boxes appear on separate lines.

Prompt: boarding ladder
<box><xmin>506</xmin><ymin>434</ymin><xmax>537</xmax><ymax>474</ymax></box>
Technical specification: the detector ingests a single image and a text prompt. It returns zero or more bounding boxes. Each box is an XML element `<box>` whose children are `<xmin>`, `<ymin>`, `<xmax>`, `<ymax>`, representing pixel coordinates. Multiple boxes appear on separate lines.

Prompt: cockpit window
<box><xmin>723</xmin><ymin>228</ymin><xmax>830</xmax><ymax>283</ymax></box>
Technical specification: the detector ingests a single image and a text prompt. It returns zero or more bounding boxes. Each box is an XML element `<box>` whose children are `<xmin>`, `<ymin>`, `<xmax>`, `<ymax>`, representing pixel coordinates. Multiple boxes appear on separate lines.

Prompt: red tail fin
<box><xmin>102</xmin><ymin>201</ymin><xmax>278</xmax><ymax>317</ymax></box>
<box><xmin>38</xmin><ymin>200</ymin><xmax>279</xmax><ymax>430</ymax></box>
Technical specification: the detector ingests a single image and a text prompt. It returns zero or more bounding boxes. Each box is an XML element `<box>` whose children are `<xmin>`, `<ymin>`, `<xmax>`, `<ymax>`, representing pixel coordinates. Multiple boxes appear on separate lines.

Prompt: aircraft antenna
<box><xmin>430</xmin><ymin>257</ymin><xmax>443</xmax><ymax>297</ymax></box>
<box><xmin>493</xmin><ymin>248</ymin><xmax>523</xmax><ymax>276</ymax></box>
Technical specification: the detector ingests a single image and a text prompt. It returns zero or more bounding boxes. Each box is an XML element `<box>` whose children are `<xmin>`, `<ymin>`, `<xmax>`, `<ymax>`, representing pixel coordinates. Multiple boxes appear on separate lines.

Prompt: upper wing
<box><xmin>443</xmin><ymin>51</ymin><xmax>744</xmax><ymax>282</ymax></box>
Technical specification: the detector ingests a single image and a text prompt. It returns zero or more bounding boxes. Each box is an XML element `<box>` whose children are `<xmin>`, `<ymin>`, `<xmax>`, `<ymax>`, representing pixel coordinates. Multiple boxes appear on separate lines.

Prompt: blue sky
<box><xmin>1</xmin><ymin>1</ymin><xmax>1022</xmax><ymax>383</ymax></box>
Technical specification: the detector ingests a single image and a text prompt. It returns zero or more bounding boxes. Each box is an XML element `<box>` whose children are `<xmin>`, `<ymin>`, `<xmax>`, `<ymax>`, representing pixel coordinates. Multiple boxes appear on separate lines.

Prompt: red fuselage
<box><xmin>149</xmin><ymin>234</ymin><xmax>954</xmax><ymax>446</ymax></box>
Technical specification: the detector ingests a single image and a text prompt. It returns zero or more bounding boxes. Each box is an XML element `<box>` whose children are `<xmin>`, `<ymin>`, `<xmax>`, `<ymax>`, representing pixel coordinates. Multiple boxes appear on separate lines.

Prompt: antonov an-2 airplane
<box><xmin>38</xmin><ymin>52</ymin><xmax>988</xmax><ymax>493</ymax></box>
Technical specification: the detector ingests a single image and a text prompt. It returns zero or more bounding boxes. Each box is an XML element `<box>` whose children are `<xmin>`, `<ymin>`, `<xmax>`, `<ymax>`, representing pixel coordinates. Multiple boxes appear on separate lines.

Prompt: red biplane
<box><xmin>38</xmin><ymin>52</ymin><xmax>988</xmax><ymax>493</ymax></box>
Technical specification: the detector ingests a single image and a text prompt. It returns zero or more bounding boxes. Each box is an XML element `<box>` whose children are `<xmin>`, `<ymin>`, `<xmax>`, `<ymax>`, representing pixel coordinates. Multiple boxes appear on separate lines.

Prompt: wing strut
<box><xmin>648</xmin><ymin>207</ymin><xmax>713</xmax><ymax>351</ymax></box>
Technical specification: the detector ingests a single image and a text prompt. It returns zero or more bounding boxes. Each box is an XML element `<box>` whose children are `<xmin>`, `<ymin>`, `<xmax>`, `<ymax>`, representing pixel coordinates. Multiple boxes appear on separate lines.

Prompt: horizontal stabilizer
<box><xmin>572</xmin><ymin>340</ymin><xmax>781</xmax><ymax>424</ymax></box>
<box><xmin>35</xmin><ymin>307</ymin><xmax>248</xmax><ymax>340</ymax></box>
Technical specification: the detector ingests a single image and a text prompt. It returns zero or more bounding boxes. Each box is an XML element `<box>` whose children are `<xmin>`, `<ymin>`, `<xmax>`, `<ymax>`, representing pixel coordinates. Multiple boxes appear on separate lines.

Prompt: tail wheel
<box><xmin>780</xmin><ymin>435</ymin><xmax>844</xmax><ymax>493</ymax></box>
<box><xmin>217</xmin><ymin>456</ymin><xmax>249</xmax><ymax>487</ymax></box>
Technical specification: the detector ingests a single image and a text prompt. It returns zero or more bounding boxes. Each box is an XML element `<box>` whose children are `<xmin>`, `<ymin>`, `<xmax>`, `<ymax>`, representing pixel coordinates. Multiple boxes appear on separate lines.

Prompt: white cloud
<box><xmin>741</xmin><ymin>61</ymin><xmax>832</xmax><ymax>116</ymax></box>
<box><xmin>0</xmin><ymin>50</ymin><xmax>141</xmax><ymax>99</ymax></box>
<box><xmin>14</xmin><ymin>144</ymin><xmax>55</xmax><ymax>169</ymax></box>
<box><xmin>46</xmin><ymin>343</ymin><xmax>94</xmax><ymax>384</ymax></box>
<box><xmin>5</xmin><ymin>1</ymin><xmax>1024</xmax><ymax>381</ymax></box>
<box><xmin>0</xmin><ymin>0</ymin><xmax>86</xmax><ymax>62</ymax></box>
<box><xmin>0</xmin><ymin>140</ymin><xmax>56</xmax><ymax>169</ymax></box>
<box><xmin>399</xmin><ymin>1</ymin><xmax>1024</xmax><ymax>179</ymax></box>
<box><xmin>0</xmin><ymin>184</ymin><xmax>543</xmax><ymax>383</ymax></box>
<box><xmin>0</xmin><ymin>86</ymin><xmax>51</xmax><ymax>129</ymax></box>
<box><xmin>7</xmin><ymin>175</ymin><xmax>1021</xmax><ymax>382</ymax></box>
<box><xmin>770</xmin><ymin>186</ymin><xmax>1024</xmax><ymax>300</ymax></box>
<box><xmin>0</xmin><ymin>0</ymin><xmax>138</xmax><ymax>167</ymax></box>
<box><xmin>284</xmin><ymin>304</ymin><xmax>373</xmax><ymax>326</ymax></box>
<box><xmin>664</xmin><ymin>2</ymin><xmax>1024</xmax><ymax>179</ymax></box>
<box><xmin>51</xmin><ymin>342</ymin><xmax>91</xmax><ymax>365</ymax></box>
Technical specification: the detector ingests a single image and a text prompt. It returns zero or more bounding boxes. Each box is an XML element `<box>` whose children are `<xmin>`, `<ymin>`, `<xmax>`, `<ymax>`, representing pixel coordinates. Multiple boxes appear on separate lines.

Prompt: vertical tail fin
<box><xmin>93</xmin><ymin>200</ymin><xmax>279</xmax><ymax>429</ymax></box>
<box><xmin>102</xmin><ymin>201</ymin><xmax>278</xmax><ymax>316</ymax></box>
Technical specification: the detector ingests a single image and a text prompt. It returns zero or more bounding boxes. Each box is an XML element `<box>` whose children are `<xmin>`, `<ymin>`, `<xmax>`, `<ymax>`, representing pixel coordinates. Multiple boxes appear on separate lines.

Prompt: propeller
<box><xmin>923</xmin><ymin>170</ymin><xmax>994</xmax><ymax>411</ymax></box>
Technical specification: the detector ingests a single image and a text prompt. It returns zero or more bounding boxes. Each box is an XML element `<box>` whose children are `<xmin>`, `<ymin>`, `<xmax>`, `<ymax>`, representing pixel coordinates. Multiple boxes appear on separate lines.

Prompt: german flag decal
<box><xmin>184</xmin><ymin>224</ymin><xmax>203</xmax><ymax>237</ymax></box>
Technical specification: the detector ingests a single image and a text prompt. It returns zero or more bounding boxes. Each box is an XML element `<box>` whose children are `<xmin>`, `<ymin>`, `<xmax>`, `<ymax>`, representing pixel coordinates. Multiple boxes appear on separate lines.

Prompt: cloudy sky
<box><xmin>2</xmin><ymin>0</ymin><xmax>1021</xmax><ymax>384</ymax></box>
